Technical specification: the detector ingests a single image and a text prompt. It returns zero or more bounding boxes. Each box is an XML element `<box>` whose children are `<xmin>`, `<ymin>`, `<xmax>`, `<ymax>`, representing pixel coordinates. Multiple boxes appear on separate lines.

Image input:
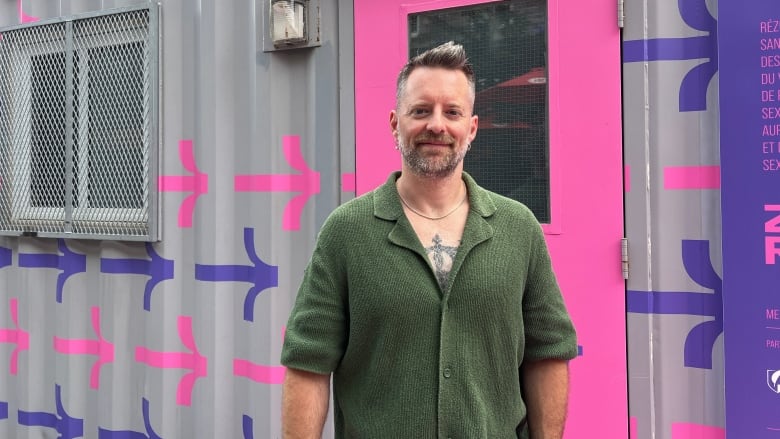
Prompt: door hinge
<box><xmin>621</xmin><ymin>238</ymin><xmax>629</xmax><ymax>280</ymax></box>
<box><xmin>618</xmin><ymin>0</ymin><xmax>625</xmax><ymax>28</ymax></box>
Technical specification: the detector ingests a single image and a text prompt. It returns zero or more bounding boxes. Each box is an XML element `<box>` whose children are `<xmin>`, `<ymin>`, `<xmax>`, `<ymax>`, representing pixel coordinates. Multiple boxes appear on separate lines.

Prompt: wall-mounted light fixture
<box><xmin>272</xmin><ymin>0</ymin><xmax>306</xmax><ymax>46</ymax></box>
<box><xmin>262</xmin><ymin>0</ymin><xmax>320</xmax><ymax>51</ymax></box>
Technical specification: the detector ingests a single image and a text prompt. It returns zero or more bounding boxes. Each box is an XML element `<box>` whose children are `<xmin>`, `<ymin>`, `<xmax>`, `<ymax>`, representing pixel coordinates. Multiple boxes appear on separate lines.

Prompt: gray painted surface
<box><xmin>623</xmin><ymin>0</ymin><xmax>725</xmax><ymax>437</ymax></box>
<box><xmin>0</xmin><ymin>0</ymin><xmax>349</xmax><ymax>437</ymax></box>
<box><xmin>0</xmin><ymin>0</ymin><xmax>732</xmax><ymax>437</ymax></box>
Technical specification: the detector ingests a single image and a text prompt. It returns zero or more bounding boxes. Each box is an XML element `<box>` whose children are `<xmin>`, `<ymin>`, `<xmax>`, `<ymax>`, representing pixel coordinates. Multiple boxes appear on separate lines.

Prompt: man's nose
<box><xmin>426</xmin><ymin>111</ymin><xmax>446</xmax><ymax>134</ymax></box>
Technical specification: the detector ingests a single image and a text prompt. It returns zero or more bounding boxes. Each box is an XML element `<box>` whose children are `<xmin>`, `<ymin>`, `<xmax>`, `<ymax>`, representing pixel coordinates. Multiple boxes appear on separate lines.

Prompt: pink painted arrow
<box><xmin>134</xmin><ymin>316</ymin><xmax>207</xmax><ymax>406</ymax></box>
<box><xmin>233</xmin><ymin>359</ymin><xmax>286</xmax><ymax>384</ymax></box>
<box><xmin>53</xmin><ymin>306</ymin><xmax>114</xmax><ymax>389</ymax></box>
<box><xmin>342</xmin><ymin>172</ymin><xmax>356</xmax><ymax>193</ymax></box>
<box><xmin>671</xmin><ymin>423</ymin><xmax>724</xmax><ymax>439</ymax></box>
<box><xmin>664</xmin><ymin>165</ymin><xmax>720</xmax><ymax>190</ymax></box>
<box><xmin>233</xmin><ymin>326</ymin><xmax>286</xmax><ymax>384</ymax></box>
<box><xmin>17</xmin><ymin>0</ymin><xmax>39</xmax><ymax>23</ymax></box>
<box><xmin>158</xmin><ymin>140</ymin><xmax>208</xmax><ymax>228</ymax></box>
<box><xmin>0</xmin><ymin>298</ymin><xmax>29</xmax><ymax>375</ymax></box>
<box><xmin>235</xmin><ymin>135</ymin><xmax>320</xmax><ymax>231</ymax></box>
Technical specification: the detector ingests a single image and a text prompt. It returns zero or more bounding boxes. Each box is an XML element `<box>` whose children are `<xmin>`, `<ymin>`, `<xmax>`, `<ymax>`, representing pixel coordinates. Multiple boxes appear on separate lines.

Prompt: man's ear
<box><xmin>389</xmin><ymin>110</ymin><xmax>399</xmax><ymax>134</ymax></box>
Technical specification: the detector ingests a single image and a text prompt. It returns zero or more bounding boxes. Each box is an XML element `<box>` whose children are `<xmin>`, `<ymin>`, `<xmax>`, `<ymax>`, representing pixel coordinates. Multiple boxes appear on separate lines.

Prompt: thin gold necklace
<box><xmin>398</xmin><ymin>184</ymin><xmax>468</xmax><ymax>221</ymax></box>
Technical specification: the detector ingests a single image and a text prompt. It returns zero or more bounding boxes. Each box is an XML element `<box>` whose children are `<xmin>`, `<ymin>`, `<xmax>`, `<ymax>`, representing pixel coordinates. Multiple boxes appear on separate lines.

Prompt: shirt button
<box><xmin>443</xmin><ymin>367</ymin><xmax>451</xmax><ymax>378</ymax></box>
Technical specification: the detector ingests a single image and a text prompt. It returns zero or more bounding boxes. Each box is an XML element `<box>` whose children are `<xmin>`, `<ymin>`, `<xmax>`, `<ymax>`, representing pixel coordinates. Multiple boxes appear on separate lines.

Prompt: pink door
<box><xmin>354</xmin><ymin>0</ymin><xmax>626</xmax><ymax>437</ymax></box>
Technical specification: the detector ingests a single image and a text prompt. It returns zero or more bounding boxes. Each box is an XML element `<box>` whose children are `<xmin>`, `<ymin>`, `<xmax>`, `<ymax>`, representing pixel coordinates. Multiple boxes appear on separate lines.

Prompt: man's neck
<box><xmin>396</xmin><ymin>169</ymin><xmax>465</xmax><ymax>211</ymax></box>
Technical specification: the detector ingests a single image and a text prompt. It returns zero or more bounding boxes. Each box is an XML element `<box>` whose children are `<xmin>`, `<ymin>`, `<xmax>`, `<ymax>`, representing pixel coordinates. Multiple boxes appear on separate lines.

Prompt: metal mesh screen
<box><xmin>0</xmin><ymin>6</ymin><xmax>158</xmax><ymax>240</ymax></box>
<box><xmin>408</xmin><ymin>0</ymin><xmax>550</xmax><ymax>222</ymax></box>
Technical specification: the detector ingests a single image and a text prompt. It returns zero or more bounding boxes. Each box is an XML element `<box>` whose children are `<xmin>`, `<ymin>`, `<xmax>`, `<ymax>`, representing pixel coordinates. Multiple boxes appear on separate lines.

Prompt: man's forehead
<box><xmin>406</xmin><ymin>66</ymin><xmax>469</xmax><ymax>83</ymax></box>
<box><xmin>401</xmin><ymin>68</ymin><xmax>474</xmax><ymax>106</ymax></box>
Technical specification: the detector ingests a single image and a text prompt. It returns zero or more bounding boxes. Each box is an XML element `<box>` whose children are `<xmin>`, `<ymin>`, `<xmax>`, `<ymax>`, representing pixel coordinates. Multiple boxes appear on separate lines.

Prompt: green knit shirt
<box><xmin>281</xmin><ymin>171</ymin><xmax>577</xmax><ymax>438</ymax></box>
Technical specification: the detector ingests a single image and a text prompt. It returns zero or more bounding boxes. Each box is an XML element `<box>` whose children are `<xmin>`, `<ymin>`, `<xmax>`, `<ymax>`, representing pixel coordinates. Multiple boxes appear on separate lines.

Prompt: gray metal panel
<box><xmin>0</xmin><ymin>0</ymin><xmax>350</xmax><ymax>438</ymax></box>
<box><xmin>623</xmin><ymin>0</ymin><xmax>724</xmax><ymax>437</ymax></box>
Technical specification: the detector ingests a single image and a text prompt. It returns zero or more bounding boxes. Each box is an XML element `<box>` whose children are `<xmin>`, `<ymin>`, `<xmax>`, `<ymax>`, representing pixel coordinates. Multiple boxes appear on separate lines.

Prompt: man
<box><xmin>281</xmin><ymin>41</ymin><xmax>577</xmax><ymax>439</ymax></box>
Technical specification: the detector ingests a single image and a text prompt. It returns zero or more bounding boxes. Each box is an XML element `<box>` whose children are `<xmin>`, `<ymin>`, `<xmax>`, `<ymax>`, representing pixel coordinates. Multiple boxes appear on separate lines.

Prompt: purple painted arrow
<box><xmin>622</xmin><ymin>0</ymin><xmax>717</xmax><ymax>112</ymax></box>
<box><xmin>234</xmin><ymin>135</ymin><xmax>320</xmax><ymax>231</ymax></box>
<box><xmin>0</xmin><ymin>401</ymin><xmax>7</xmax><ymax>420</ymax></box>
<box><xmin>17</xmin><ymin>384</ymin><xmax>84</xmax><ymax>439</ymax></box>
<box><xmin>53</xmin><ymin>306</ymin><xmax>114</xmax><ymax>389</ymax></box>
<box><xmin>243</xmin><ymin>415</ymin><xmax>254</xmax><ymax>439</ymax></box>
<box><xmin>98</xmin><ymin>398</ymin><xmax>162</xmax><ymax>439</ymax></box>
<box><xmin>0</xmin><ymin>298</ymin><xmax>29</xmax><ymax>375</ymax></box>
<box><xmin>135</xmin><ymin>316</ymin><xmax>207</xmax><ymax>406</ymax></box>
<box><xmin>18</xmin><ymin>240</ymin><xmax>87</xmax><ymax>303</ymax></box>
<box><xmin>0</xmin><ymin>246</ymin><xmax>11</xmax><ymax>269</ymax></box>
<box><xmin>100</xmin><ymin>243</ymin><xmax>175</xmax><ymax>311</ymax></box>
<box><xmin>158</xmin><ymin>139</ymin><xmax>208</xmax><ymax>228</ymax></box>
<box><xmin>194</xmin><ymin>228</ymin><xmax>278</xmax><ymax>321</ymax></box>
<box><xmin>627</xmin><ymin>240</ymin><xmax>722</xmax><ymax>369</ymax></box>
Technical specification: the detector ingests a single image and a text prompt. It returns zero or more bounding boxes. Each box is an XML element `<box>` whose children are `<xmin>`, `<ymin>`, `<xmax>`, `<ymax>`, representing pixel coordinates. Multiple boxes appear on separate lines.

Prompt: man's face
<box><xmin>390</xmin><ymin>67</ymin><xmax>478</xmax><ymax>179</ymax></box>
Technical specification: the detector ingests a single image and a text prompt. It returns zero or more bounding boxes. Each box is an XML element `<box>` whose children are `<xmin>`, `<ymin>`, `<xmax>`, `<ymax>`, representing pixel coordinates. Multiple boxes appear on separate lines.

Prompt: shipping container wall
<box><xmin>0</xmin><ymin>0</ymin><xmax>732</xmax><ymax>438</ymax></box>
<box><xmin>623</xmin><ymin>0</ymin><xmax>726</xmax><ymax>437</ymax></box>
<box><xmin>0</xmin><ymin>0</ymin><xmax>353</xmax><ymax>437</ymax></box>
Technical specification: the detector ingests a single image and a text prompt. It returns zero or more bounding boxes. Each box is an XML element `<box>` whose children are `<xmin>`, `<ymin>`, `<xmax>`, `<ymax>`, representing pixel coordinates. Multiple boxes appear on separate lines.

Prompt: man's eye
<box><xmin>447</xmin><ymin>110</ymin><xmax>463</xmax><ymax>117</ymax></box>
<box><xmin>411</xmin><ymin>108</ymin><xmax>429</xmax><ymax>116</ymax></box>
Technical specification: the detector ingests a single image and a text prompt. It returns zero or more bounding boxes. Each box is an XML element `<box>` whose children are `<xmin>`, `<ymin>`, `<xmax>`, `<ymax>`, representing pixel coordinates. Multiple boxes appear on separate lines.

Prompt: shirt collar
<box><xmin>373</xmin><ymin>171</ymin><xmax>497</xmax><ymax>221</ymax></box>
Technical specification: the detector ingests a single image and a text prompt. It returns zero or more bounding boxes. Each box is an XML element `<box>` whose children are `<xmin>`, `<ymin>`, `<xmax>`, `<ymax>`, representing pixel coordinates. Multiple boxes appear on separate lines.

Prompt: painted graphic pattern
<box><xmin>623</xmin><ymin>0</ymin><xmax>726</xmax><ymax>436</ymax></box>
<box><xmin>0</xmin><ymin>0</ymin><xmax>733</xmax><ymax>437</ymax></box>
<box><xmin>0</xmin><ymin>1</ymin><xmax>301</xmax><ymax>437</ymax></box>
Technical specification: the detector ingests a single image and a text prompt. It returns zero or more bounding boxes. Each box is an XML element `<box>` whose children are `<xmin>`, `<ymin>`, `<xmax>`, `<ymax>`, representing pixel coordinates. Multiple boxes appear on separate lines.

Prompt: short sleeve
<box><xmin>521</xmin><ymin>221</ymin><xmax>578</xmax><ymax>362</ymax></box>
<box><xmin>280</xmin><ymin>215</ymin><xmax>349</xmax><ymax>374</ymax></box>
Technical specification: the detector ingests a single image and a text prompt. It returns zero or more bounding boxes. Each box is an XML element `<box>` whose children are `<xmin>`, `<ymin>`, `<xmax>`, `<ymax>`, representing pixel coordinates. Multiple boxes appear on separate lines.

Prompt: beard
<box><xmin>398</xmin><ymin>134</ymin><xmax>468</xmax><ymax>179</ymax></box>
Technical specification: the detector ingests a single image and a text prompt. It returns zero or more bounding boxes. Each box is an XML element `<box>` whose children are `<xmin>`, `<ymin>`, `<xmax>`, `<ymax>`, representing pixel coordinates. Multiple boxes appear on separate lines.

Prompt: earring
<box><xmin>467</xmin><ymin>143</ymin><xmax>472</xmax><ymax>151</ymax></box>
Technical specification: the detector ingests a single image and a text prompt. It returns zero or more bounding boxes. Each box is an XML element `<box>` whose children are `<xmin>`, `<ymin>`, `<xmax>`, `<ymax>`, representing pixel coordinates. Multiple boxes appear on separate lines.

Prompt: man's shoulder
<box><xmin>328</xmin><ymin>190</ymin><xmax>376</xmax><ymax>220</ymax></box>
<box><xmin>317</xmin><ymin>190</ymin><xmax>381</xmax><ymax>238</ymax></box>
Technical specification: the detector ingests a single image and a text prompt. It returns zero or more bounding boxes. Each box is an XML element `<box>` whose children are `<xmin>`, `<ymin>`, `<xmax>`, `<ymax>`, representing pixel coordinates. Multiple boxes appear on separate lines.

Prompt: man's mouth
<box><xmin>415</xmin><ymin>137</ymin><xmax>453</xmax><ymax>147</ymax></box>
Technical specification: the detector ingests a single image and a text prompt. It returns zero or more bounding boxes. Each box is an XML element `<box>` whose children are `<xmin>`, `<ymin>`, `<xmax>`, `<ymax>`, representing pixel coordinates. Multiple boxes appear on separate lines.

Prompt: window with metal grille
<box><xmin>0</xmin><ymin>5</ymin><xmax>160</xmax><ymax>241</ymax></box>
<box><xmin>408</xmin><ymin>0</ymin><xmax>550</xmax><ymax>223</ymax></box>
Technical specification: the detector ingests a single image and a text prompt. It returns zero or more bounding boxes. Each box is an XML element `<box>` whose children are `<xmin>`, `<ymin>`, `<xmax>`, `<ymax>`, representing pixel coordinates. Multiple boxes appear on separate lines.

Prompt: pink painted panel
<box><xmin>355</xmin><ymin>0</ymin><xmax>626</xmax><ymax>437</ymax></box>
<box><xmin>544</xmin><ymin>0</ymin><xmax>626</xmax><ymax>437</ymax></box>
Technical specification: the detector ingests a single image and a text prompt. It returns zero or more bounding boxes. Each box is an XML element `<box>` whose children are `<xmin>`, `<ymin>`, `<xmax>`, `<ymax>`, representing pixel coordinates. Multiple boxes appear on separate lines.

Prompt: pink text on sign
<box><xmin>766</xmin><ymin>204</ymin><xmax>780</xmax><ymax>264</ymax></box>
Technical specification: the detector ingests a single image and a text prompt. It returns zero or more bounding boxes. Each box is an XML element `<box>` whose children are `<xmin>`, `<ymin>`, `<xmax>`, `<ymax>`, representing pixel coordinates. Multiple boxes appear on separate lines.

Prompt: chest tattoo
<box><xmin>425</xmin><ymin>234</ymin><xmax>459</xmax><ymax>290</ymax></box>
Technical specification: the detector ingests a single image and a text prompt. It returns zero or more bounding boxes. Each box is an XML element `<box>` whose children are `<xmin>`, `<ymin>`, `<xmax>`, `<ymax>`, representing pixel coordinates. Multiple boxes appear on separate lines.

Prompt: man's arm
<box><xmin>282</xmin><ymin>367</ymin><xmax>331</xmax><ymax>439</ymax></box>
<box><xmin>522</xmin><ymin>359</ymin><xmax>570</xmax><ymax>439</ymax></box>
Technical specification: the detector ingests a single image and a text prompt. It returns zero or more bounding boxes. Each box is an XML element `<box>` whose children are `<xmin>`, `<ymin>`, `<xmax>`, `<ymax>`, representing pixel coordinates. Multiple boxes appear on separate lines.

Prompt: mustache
<box><xmin>413</xmin><ymin>134</ymin><xmax>455</xmax><ymax>144</ymax></box>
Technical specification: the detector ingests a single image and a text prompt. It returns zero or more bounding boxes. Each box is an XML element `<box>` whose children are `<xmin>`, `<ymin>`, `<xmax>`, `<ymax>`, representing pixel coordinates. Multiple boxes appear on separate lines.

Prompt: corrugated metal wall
<box><xmin>0</xmin><ymin>0</ymin><xmax>733</xmax><ymax>437</ymax></box>
<box><xmin>623</xmin><ymin>0</ymin><xmax>725</xmax><ymax>437</ymax></box>
<box><xmin>0</xmin><ymin>0</ymin><xmax>352</xmax><ymax>437</ymax></box>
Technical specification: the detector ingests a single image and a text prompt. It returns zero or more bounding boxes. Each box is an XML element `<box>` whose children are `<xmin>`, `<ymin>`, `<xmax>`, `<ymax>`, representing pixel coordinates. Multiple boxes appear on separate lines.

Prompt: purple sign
<box><xmin>719</xmin><ymin>2</ymin><xmax>780</xmax><ymax>437</ymax></box>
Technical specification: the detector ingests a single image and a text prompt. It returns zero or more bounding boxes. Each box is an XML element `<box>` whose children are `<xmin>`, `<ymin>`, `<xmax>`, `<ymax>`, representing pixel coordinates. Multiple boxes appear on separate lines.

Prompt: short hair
<box><xmin>395</xmin><ymin>41</ymin><xmax>476</xmax><ymax>107</ymax></box>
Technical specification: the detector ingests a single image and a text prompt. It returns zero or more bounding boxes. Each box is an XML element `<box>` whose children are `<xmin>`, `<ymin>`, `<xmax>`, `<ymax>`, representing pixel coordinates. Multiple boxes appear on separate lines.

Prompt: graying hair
<box><xmin>395</xmin><ymin>41</ymin><xmax>476</xmax><ymax>108</ymax></box>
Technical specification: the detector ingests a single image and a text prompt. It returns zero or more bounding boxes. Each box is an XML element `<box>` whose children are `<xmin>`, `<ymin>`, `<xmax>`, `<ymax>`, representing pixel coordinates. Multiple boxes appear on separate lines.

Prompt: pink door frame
<box><xmin>354</xmin><ymin>0</ymin><xmax>626</xmax><ymax>436</ymax></box>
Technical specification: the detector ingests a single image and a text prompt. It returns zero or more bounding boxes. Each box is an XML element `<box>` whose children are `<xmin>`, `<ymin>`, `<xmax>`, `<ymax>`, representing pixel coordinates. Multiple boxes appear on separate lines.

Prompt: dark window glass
<box><xmin>409</xmin><ymin>0</ymin><xmax>550</xmax><ymax>222</ymax></box>
<box><xmin>86</xmin><ymin>41</ymin><xmax>145</xmax><ymax>209</ymax></box>
<box><xmin>31</xmin><ymin>52</ymin><xmax>67</xmax><ymax>208</ymax></box>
